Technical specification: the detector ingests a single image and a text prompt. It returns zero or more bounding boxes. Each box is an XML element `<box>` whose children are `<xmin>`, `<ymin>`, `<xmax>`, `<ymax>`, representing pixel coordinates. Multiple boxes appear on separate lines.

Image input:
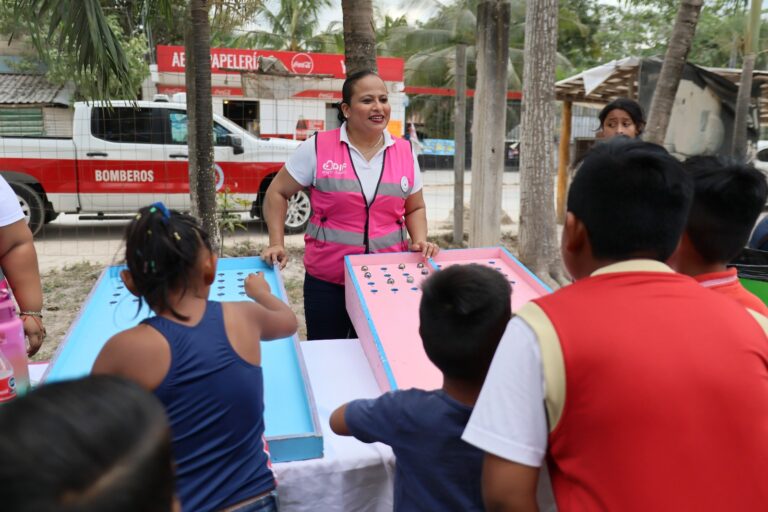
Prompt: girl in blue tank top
<box><xmin>93</xmin><ymin>203</ymin><xmax>298</xmax><ymax>512</ymax></box>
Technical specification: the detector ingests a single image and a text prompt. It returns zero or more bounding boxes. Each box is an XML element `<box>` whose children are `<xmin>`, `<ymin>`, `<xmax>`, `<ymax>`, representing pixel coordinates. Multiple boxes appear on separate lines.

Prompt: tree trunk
<box><xmin>556</xmin><ymin>100</ymin><xmax>572</xmax><ymax>224</ymax></box>
<box><xmin>341</xmin><ymin>0</ymin><xmax>377</xmax><ymax>75</ymax></box>
<box><xmin>453</xmin><ymin>44</ymin><xmax>467</xmax><ymax>245</ymax></box>
<box><xmin>643</xmin><ymin>0</ymin><xmax>704</xmax><ymax>145</ymax></box>
<box><xmin>518</xmin><ymin>0</ymin><xmax>564</xmax><ymax>286</ymax></box>
<box><xmin>731</xmin><ymin>0</ymin><xmax>761</xmax><ymax>160</ymax></box>
<box><xmin>469</xmin><ymin>1</ymin><xmax>510</xmax><ymax>248</ymax></box>
<box><xmin>185</xmin><ymin>0</ymin><xmax>221</xmax><ymax>250</ymax></box>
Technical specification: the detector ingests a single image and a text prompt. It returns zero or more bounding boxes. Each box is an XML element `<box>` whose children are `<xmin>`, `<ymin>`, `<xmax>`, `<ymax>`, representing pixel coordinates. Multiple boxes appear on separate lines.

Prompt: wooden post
<box><xmin>469</xmin><ymin>1</ymin><xmax>510</xmax><ymax>247</ymax></box>
<box><xmin>556</xmin><ymin>100</ymin><xmax>572</xmax><ymax>224</ymax></box>
<box><xmin>453</xmin><ymin>44</ymin><xmax>467</xmax><ymax>245</ymax></box>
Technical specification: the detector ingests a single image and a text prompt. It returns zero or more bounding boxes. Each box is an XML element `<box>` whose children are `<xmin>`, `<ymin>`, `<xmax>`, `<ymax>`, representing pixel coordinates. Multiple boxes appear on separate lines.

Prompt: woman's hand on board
<box><xmin>410</xmin><ymin>240</ymin><xmax>439</xmax><ymax>259</ymax></box>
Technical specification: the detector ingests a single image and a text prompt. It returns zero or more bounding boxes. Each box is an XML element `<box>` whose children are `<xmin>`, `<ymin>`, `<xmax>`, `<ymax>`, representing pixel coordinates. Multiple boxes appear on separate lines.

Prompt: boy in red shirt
<box><xmin>669</xmin><ymin>155</ymin><xmax>768</xmax><ymax>314</ymax></box>
<box><xmin>464</xmin><ymin>139</ymin><xmax>768</xmax><ymax>511</ymax></box>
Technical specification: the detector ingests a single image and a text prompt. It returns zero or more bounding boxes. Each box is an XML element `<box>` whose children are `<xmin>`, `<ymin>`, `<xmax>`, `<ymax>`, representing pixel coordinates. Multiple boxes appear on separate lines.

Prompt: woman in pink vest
<box><xmin>262</xmin><ymin>71</ymin><xmax>438</xmax><ymax>340</ymax></box>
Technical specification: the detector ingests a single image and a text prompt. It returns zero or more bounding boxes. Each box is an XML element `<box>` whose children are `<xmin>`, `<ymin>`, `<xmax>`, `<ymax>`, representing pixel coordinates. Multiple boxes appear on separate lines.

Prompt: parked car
<box><xmin>754</xmin><ymin>140</ymin><xmax>768</xmax><ymax>175</ymax></box>
<box><xmin>1</xmin><ymin>100</ymin><xmax>310</xmax><ymax>235</ymax></box>
<box><xmin>505</xmin><ymin>139</ymin><xmax>520</xmax><ymax>169</ymax></box>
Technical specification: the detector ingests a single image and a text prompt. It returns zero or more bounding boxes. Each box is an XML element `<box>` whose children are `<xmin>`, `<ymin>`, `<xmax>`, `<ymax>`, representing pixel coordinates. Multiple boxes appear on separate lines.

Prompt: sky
<box><xmin>317</xmin><ymin>0</ymin><xmax>435</xmax><ymax>28</ymax></box>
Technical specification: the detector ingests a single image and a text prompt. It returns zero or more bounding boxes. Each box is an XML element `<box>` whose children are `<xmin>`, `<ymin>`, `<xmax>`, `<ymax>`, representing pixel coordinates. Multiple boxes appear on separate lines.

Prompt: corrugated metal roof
<box><xmin>0</xmin><ymin>74</ymin><xmax>70</xmax><ymax>105</ymax></box>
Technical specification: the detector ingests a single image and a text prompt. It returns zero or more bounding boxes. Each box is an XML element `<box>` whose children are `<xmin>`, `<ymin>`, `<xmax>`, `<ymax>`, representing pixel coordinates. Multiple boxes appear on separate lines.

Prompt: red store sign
<box><xmin>156</xmin><ymin>46</ymin><xmax>404</xmax><ymax>82</ymax></box>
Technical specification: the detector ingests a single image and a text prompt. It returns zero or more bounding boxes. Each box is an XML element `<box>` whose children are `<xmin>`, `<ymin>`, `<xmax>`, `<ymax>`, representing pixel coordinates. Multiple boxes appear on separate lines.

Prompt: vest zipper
<box><xmin>346</xmin><ymin>143</ymin><xmax>387</xmax><ymax>254</ymax></box>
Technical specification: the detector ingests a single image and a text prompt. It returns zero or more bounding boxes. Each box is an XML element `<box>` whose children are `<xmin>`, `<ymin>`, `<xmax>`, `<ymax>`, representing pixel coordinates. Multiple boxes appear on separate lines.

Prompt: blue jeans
<box><xmin>227</xmin><ymin>490</ymin><xmax>279</xmax><ymax>512</ymax></box>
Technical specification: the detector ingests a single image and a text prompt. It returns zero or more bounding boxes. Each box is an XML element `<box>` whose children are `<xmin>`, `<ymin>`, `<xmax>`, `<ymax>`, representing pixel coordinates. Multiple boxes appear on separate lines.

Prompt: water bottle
<box><xmin>0</xmin><ymin>288</ymin><xmax>29</xmax><ymax>395</ymax></box>
<box><xmin>0</xmin><ymin>349</ymin><xmax>16</xmax><ymax>403</ymax></box>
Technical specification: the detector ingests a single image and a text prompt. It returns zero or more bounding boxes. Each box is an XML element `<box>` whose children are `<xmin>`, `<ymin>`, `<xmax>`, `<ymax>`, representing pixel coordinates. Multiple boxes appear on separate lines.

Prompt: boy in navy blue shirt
<box><xmin>330</xmin><ymin>264</ymin><xmax>512</xmax><ymax>511</ymax></box>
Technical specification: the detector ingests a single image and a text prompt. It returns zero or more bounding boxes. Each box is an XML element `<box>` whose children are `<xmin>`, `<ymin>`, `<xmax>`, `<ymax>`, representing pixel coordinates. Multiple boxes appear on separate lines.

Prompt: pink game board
<box><xmin>345</xmin><ymin>247</ymin><xmax>551</xmax><ymax>391</ymax></box>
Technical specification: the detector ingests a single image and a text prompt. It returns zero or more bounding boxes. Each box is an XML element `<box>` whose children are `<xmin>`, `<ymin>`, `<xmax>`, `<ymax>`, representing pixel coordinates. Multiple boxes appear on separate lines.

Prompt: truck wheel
<box><xmin>10</xmin><ymin>182</ymin><xmax>45</xmax><ymax>236</ymax></box>
<box><xmin>285</xmin><ymin>189</ymin><xmax>311</xmax><ymax>234</ymax></box>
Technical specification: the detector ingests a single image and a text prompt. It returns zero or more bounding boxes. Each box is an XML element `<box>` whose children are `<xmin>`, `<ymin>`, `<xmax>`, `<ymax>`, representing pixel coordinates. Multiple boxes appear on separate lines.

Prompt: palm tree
<box><xmin>342</xmin><ymin>0</ymin><xmax>377</xmax><ymax>75</ymax></box>
<box><xmin>640</xmin><ymin>0</ymin><xmax>704</xmax><ymax>145</ymax></box>
<box><xmin>518</xmin><ymin>0</ymin><xmax>565</xmax><ymax>286</ymax></box>
<box><xmin>12</xmin><ymin>0</ymin><xmax>141</xmax><ymax>100</ymax></box>
<box><xmin>392</xmin><ymin>0</ymin><xmax>580</xmax><ymax>138</ymax></box>
<box><xmin>221</xmin><ymin>0</ymin><xmax>331</xmax><ymax>51</ymax></box>
<box><xmin>184</xmin><ymin>0</ymin><xmax>219</xmax><ymax>247</ymax></box>
<box><xmin>732</xmin><ymin>0</ymin><xmax>761</xmax><ymax>159</ymax></box>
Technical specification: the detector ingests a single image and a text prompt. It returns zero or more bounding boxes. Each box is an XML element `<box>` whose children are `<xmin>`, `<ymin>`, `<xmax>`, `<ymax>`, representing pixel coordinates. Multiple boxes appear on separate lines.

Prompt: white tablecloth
<box><xmin>274</xmin><ymin>339</ymin><xmax>395</xmax><ymax>512</ymax></box>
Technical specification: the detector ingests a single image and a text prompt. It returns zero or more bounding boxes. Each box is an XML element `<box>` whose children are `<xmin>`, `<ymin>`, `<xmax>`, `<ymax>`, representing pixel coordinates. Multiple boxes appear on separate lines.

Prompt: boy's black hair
<box><xmin>419</xmin><ymin>264</ymin><xmax>511</xmax><ymax>382</ymax></box>
<box><xmin>124</xmin><ymin>203</ymin><xmax>212</xmax><ymax>320</ymax></box>
<box><xmin>598</xmin><ymin>98</ymin><xmax>646</xmax><ymax>136</ymax></box>
<box><xmin>334</xmin><ymin>70</ymin><xmax>380</xmax><ymax>123</ymax></box>
<box><xmin>568</xmin><ymin>137</ymin><xmax>693</xmax><ymax>262</ymax></box>
<box><xmin>0</xmin><ymin>375</ymin><xmax>174</xmax><ymax>512</ymax></box>
<box><xmin>683</xmin><ymin>155</ymin><xmax>768</xmax><ymax>263</ymax></box>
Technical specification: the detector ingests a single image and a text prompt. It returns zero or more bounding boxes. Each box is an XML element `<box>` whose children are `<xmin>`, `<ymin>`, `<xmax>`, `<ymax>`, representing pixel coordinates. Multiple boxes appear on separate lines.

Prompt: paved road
<box><xmin>33</xmin><ymin>170</ymin><xmax>522</xmax><ymax>271</ymax></box>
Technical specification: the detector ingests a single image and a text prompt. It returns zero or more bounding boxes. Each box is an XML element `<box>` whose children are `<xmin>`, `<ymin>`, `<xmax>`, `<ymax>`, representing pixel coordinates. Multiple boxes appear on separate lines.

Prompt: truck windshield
<box><xmin>169</xmin><ymin>110</ymin><xmax>232</xmax><ymax>146</ymax></box>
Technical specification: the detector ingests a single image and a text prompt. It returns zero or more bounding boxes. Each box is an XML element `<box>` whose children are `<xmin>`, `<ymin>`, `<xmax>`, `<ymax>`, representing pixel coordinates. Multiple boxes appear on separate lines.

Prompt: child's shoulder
<box><xmin>380</xmin><ymin>388</ymin><xmax>457</xmax><ymax>416</ymax></box>
<box><xmin>93</xmin><ymin>324</ymin><xmax>170</xmax><ymax>389</ymax></box>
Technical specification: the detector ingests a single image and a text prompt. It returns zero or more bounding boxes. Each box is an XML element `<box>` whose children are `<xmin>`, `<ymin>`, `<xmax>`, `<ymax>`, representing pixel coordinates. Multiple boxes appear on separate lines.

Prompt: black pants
<box><xmin>303</xmin><ymin>272</ymin><xmax>358</xmax><ymax>341</ymax></box>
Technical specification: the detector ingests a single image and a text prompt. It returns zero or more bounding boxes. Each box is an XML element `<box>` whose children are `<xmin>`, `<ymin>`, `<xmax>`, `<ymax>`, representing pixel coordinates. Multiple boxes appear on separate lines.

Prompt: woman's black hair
<box><xmin>598</xmin><ymin>98</ymin><xmax>646</xmax><ymax>136</ymax></box>
<box><xmin>0</xmin><ymin>375</ymin><xmax>174</xmax><ymax>512</ymax></box>
<box><xmin>124</xmin><ymin>202</ymin><xmax>212</xmax><ymax>321</ymax></box>
<box><xmin>334</xmin><ymin>69</ymin><xmax>381</xmax><ymax>123</ymax></box>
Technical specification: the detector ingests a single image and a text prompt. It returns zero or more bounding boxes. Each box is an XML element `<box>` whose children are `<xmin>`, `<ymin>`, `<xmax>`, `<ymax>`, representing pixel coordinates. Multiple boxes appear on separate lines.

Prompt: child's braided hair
<box><xmin>124</xmin><ymin>202</ymin><xmax>212</xmax><ymax>321</ymax></box>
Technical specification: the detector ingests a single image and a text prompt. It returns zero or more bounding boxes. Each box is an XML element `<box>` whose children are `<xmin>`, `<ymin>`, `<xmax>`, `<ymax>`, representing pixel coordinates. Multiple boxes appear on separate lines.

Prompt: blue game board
<box><xmin>44</xmin><ymin>257</ymin><xmax>322</xmax><ymax>462</ymax></box>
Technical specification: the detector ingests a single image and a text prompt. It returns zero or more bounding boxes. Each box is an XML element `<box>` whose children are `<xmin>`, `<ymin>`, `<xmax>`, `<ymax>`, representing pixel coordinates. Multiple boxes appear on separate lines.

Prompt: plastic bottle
<box><xmin>0</xmin><ymin>288</ymin><xmax>29</xmax><ymax>396</ymax></box>
<box><xmin>0</xmin><ymin>349</ymin><xmax>17</xmax><ymax>403</ymax></box>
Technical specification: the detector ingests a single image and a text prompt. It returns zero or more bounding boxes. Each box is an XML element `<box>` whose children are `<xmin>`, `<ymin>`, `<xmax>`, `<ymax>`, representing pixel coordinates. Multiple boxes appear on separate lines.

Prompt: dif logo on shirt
<box><xmin>322</xmin><ymin>160</ymin><xmax>347</xmax><ymax>175</ymax></box>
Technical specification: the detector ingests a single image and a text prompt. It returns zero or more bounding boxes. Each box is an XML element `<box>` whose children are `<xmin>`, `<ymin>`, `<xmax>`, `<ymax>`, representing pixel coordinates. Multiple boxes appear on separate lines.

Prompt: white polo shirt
<box><xmin>0</xmin><ymin>176</ymin><xmax>24</xmax><ymax>227</ymax></box>
<box><xmin>285</xmin><ymin>122</ymin><xmax>423</xmax><ymax>205</ymax></box>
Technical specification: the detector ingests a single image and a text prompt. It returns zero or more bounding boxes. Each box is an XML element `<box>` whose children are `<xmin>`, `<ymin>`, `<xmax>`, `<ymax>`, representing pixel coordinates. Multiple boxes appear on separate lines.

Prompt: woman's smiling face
<box><xmin>341</xmin><ymin>74</ymin><xmax>391</xmax><ymax>134</ymax></box>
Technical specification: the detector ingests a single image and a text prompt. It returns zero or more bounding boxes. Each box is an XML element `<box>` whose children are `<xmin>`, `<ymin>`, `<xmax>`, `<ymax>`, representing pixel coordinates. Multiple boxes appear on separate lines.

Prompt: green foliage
<box><xmin>48</xmin><ymin>15</ymin><xmax>148</xmax><ymax>100</ymax></box>
<box><xmin>2</xmin><ymin>3</ymin><xmax>148</xmax><ymax>101</ymax></box>
<box><xmin>9</xmin><ymin>0</ymin><xmax>143</xmax><ymax>100</ymax></box>
<box><xmin>217</xmin><ymin>0</ymin><xmax>332</xmax><ymax>51</ymax></box>
<box><xmin>216</xmin><ymin>186</ymin><xmax>251</xmax><ymax>255</ymax></box>
<box><xmin>557</xmin><ymin>0</ymin><xmax>602</xmax><ymax>72</ymax></box>
<box><xmin>591</xmin><ymin>4</ymin><xmax>671</xmax><ymax>62</ymax></box>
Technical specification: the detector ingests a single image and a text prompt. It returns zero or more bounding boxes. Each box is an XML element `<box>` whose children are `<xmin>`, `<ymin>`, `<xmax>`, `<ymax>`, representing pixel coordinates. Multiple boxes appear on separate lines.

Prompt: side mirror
<box><xmin>226</xmin><ymin>134</ymin><xmax>244</xmax><ymax>155</ymax></box>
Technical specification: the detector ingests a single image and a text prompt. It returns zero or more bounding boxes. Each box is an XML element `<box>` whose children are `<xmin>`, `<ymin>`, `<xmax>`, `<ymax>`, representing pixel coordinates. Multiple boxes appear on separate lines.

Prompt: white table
<box><xmin>274</xmin><ymin>339</ymin><xmax>395</xmax><ymax>512</ymax></box>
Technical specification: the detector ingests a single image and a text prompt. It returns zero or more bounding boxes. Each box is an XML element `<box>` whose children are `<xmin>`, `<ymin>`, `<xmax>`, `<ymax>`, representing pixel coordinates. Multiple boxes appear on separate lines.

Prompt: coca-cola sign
<box><xmin>290</xmin><ymin>53</ymin><xmax>314</xmax><ymax>74</ymax></box>
<box><xmin>156</xmin><ymin>46</ymin><xmax>404</xmax><ymax>82</ymax></box>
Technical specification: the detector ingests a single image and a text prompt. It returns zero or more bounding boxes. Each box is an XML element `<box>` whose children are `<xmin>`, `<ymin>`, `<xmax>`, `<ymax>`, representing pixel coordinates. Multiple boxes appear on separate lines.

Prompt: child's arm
<box><xmin>244</xmin><ymin>273</ymin><xmax>298</xmax><ymax>340</ymax></box>
<box><xmin>482</xmin><ymin>453</ymin><xmax>540</xmax><ymax>512</ymax></box>
<box><xmin>329</xmin><ymin>403</ymin><xmax>351</xmax><ymax>436</ymax></box>
<box><xmin>329</xmin><ymin>392</ymin><xmax>405</xmax><ymax>443</ymax></box>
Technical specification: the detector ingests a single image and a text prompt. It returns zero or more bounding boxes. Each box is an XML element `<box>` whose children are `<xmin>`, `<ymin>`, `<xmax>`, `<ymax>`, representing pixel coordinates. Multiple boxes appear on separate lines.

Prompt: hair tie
<box><xmin>150</xmin><ymin>202</ymin><xmax>171</xmax><ymax>223</ymax></box>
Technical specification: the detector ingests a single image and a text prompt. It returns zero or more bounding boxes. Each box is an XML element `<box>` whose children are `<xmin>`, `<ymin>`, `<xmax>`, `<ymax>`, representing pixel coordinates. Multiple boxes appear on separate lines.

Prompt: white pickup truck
<box><xmin>0</xmin><ymin>100</ymin><xmax>308</xmax><ymax>235</ymax></box>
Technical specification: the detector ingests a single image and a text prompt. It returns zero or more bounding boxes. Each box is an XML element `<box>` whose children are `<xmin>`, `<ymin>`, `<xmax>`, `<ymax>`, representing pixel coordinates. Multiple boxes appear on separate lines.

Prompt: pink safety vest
<box><xmin>304</xmin><ymin>128</ymin><xmax>415</xmax><ymax>284</ymax></box>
